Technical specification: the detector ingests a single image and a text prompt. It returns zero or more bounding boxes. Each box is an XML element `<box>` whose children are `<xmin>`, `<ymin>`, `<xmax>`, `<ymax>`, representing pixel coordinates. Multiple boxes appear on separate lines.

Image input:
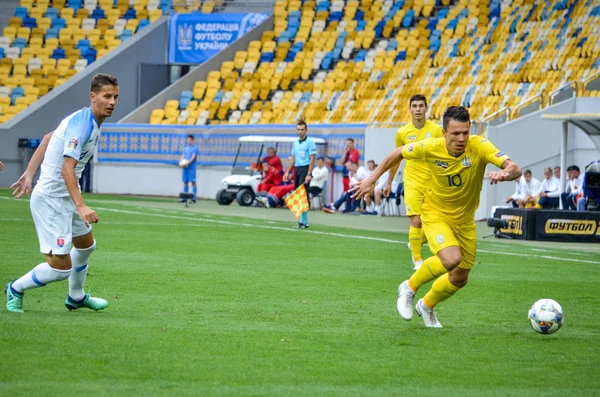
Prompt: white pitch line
<box><xmin>3</xmin><ymin>196</ymin><xmax>599</xmax><ymax>265</ymax></box>
<box><xmin>93</xmin><ymin>206</ymin><xmax>600</xmax><ymax>265</ymax></box>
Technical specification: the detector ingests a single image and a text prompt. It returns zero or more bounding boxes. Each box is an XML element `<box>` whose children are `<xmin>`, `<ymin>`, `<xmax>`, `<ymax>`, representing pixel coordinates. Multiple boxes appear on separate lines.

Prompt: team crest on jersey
<box><xmin>426</xmin><ymin>132</ymin><xmax>431</xmax><ymax>139</ymax></box>
<box><xmin>407</xmin><ymin>135</ymin><xmax>416</xmax><ymax>142</ymax></box>
<box><xmin>462</xmin><ymin>156</ymin><xmax>471</xmax><ymax>167</ymax></box>
<box><xmin>435</xmin><ymin>160</ymin><xmax>449</xmax><ymax>169</ymax></box>
<box><xmin>68</xmin><ymin>138</ymin><xmax>79</xmax><ymax>149</ymax></box>
<box><xmin>57</xmin><ymin>238</ymin><xmax>65</xmax><ymax>248</ymax></box>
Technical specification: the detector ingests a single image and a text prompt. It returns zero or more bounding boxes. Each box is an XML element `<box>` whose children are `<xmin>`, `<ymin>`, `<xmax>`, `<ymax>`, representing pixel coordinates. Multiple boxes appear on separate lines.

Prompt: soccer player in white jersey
<box><xmin>5</xmin><ymin>74</ymin><xmax>119</xmax><ymax>313</ymax></box>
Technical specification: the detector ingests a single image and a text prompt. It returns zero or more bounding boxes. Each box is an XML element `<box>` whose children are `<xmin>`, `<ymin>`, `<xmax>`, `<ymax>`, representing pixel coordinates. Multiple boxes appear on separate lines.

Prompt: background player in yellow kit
<box><xmin>352</xmin><ymin>106</ymin><xmax>521</xmax><ymax>328</ymax></box>
<box><xmin>386</xmin><ymin>94</ymin><xmax>443</xmax><ymax>270</ymax></box>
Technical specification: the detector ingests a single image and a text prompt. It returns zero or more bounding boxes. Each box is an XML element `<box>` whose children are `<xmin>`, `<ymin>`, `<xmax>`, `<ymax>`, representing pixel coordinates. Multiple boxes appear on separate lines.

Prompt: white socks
<box><xmin>11</xmin><ymin>263</ymin><xmax>71</xmax><ymax>293</ymax></box>
<box><xmin>68</xmin><ymin>240</ymin><xmax>96</xmax><ymax>301</ymax></box>
<box><xmin>375</xmin><ymin>204</ymin><xmax>381</xmax><ymax>214</ymax></box>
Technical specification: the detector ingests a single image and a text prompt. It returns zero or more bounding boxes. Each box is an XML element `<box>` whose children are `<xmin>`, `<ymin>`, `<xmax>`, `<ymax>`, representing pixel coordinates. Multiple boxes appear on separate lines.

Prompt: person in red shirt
<box><xmin>257</xmin><ymin>160</ymin><xmax>283</xmax><ymax>193</ymax></box>
<box><xmin>263</xmin><ymin>147</ymin><xmax>283</xmax><ymax>173</ymax></box>
<box><xmin>341</xmin><ymin>138</ymin><xmax>360</xmax><ymax>192</ymax></box>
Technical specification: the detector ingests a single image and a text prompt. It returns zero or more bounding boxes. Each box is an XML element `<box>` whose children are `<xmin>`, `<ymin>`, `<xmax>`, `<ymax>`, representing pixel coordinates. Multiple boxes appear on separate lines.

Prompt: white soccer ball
<box><xmin>528</xmin><ymin>299</ymin><xmax>564</xmax><ymax>335</ymax></box>
<box><xmin>179</xmin><ymin>159</ymin><xmax>189</xmax><ymax>167</ymax></box>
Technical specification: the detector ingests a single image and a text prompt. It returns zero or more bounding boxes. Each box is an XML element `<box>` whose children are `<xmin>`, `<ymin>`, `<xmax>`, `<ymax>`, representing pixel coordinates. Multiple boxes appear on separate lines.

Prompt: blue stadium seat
<box><xmin>120</xmin><ymin>29</ymin><xmax>133</xmax><ymax>40</ymax></box>
<box><xmin>138</xmin><ymin>19</ymin><xmax>149</xmax><ymax>30</ymax></box>
<box><xmin>52</xmin><ymin>18</ymin><xmax>66</xmax><ymax>29</ymax></box>
<box><xmin>51</xmin><ymin>48</ymin><xmax>66</xmax><ymax>60</ymax></box>
<box><xmin>45</xmin><ymin>27</ymin><xmax>60</xmax><ymax>39</ymax></box>
<box><xmin>0</xmin><ymin>48</ymin><xmax>4</xmax><ymax>59</ymax></box>
<box><xmin>124</xmin><ymin>9</ymin><xmax>136</xmax><ymax>20</ymax></box>
<box><xmin>14</xmin><ymin>7</ymin><xmax>28</xmax><ymax>18</ymax></box>
<box><xmin>259</xmin><ymin>52</ymin><xmax>274</xmax><ymax>63</ymax></box>
<box><xmin>92</xmin><ymin>9</ymin><xmax>105</xmax><ymax>21</ymax></box>
<box><xmin>78</xmin><ymin>39</ymin><xmax>91</xmax><ymax>53</ymax></box>
<box><xmin>23</xmin><ymin>17</ymin><xmax>37</xmax><ymax>29</ymax></box>
<box><xmin>84</xmin><ymin>48</ymin><xmax>97</xmax><ymax>64</ymax></box>
<box><xmin>46</xmin><ymin>7</ymin><xmax>59</xmax><ymax>19</ymax></box>
<box><xmin>11</xmin><ymin>87</ymin><xmax>24</xmax><ymax>105</ymax></box>
<box><xmin>12</xmin><ymin>38</ymin><xmax>28</xmax><ymax>49</ymax></box>
<box><xmin>179</xmin><ymin>90</ymin><xmax>193</xmax><ymax>109</ymax></box>
<box><xmin>67</xmin><ymin>0</ymin><xmax>81</xmax><ymax>10</ymax></box>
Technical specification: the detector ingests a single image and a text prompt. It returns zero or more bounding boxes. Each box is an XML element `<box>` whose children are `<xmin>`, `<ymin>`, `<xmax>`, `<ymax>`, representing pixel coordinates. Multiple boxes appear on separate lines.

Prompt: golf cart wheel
<box><xmin>216</xmin><ymin>189</ymin><xmax>233</xmax><ymax>205</ymax></box>
<box><xmin>236</xmin><ymin>189</ymin><xmax>255</xmax><ymax>206</ymax></box>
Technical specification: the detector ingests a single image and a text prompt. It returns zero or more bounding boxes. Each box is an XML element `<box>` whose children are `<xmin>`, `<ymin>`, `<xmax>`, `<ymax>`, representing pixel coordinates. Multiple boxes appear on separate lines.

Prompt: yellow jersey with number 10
<box><xmin>394</xmin><ymin>120</ymin><xmax>443</xmax><ymax>185</ymax></box>
<box><xmin>401</xmin><ymin>135</ymin><xmax>510</xmax><ymax>223</ymax></box>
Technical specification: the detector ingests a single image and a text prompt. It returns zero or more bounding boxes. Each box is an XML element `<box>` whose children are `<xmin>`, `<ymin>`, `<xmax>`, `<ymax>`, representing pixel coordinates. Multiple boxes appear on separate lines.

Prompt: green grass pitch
<box><xmin>1</xmin><ymin>190</ymin><xmax>599</xmax><ymax>396</ymax></box>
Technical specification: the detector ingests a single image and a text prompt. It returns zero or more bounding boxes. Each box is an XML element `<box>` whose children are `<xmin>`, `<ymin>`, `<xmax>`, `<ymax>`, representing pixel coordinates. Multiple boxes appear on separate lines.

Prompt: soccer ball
<box><xmin>528</xmin><ymin>299</ymin><xmax>564</xmax><ymax>335</ymax></box>
<box><xmin>179</xmin><ymin>159</ymin><xmax>189</xmax><ymax>167</ymax></box>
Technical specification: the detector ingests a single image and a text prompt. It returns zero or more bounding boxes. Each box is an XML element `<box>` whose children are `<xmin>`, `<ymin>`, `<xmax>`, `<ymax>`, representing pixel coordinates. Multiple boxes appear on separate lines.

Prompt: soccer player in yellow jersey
<box><xmin>386</xmin><ymin>95</ymin><xmax>443</xmax><ymax>270</ymax></box>
<box><xmin>352</xmin><ymin>106</ymin><xmax>521</xmax><ymax>328</ymax></box>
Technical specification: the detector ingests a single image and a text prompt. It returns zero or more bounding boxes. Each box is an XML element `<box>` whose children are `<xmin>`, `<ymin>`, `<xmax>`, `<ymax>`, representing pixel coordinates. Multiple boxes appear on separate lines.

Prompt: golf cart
<box><xmin>216</xmin><ymin>135</ymin><xmax>327</xmax><ymax>206</ymax></box>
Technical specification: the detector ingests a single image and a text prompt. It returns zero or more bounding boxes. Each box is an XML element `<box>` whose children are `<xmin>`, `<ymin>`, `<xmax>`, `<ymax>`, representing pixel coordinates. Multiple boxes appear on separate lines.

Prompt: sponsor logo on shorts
<box><xmin>57</xmin><ymin>238</ymin><xmax>65</xmax><ymax>248</ymax></box>
<box><xmin>435</xmin><ymin>160</ymin><xmax>448</xmax><ymax>169</ymax></box>
<box><xmin>68</xmin><ymin>138</ymin><xmax>79</xmax><ymax>149</ymax></box>
<box><xmin>436</xmin><ymin>234</ymin><xmax>444</xmax><ymax>244</ymax></box>
<box><xmin>544</xmin><ymin>219</ymin><xmax>598</xmax><ymax>235</ymax></box>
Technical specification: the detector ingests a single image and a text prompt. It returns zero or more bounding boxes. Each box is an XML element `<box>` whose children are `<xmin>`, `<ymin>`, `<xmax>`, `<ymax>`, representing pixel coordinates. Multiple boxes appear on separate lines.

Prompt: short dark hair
<box><xmin>367</xmin><ymin>159</ymin><xmax>375</xmax><ymax>164</ymax></box>
<box><xmin>267</xmin><ymin>146</ymin><xmax>276</xmax><ymax>152</ymax></box>
<box><xmin>187</xmin><ymin>134</ymin><xmax>194</xmax><ymax>140</ymax></box>
<box><xmin>91</xmin><ymin>73</ymin><xmax>118</xmax><ymax>92</ymax></box>
<box><xmin>297</xmin><ymin>120</ymin><xmax>307</xmax><ymax>129</ymax></box>
<box><xmin>347</xmin><ymin>138</ymin><xmax>355</xmax><ymax>143</ymax></box>
<box><xmin>316</xmin><ymin>156</ymin><xmax>324</xmax><ymax>161</ymax></box>
<box><xmin>409</xmin><ymin>94</ymin><xmax>427</xmax><ymax>107</ymax></box>
<box><xmin>523</xmin><ymin>169</ymin><xmax>532</xmax><ymax>176</ymax></box>
<box><xmin>554</xmin><ymin>166</ymin><xmax>560</xmax><ymax>170</ymax></box>
<box><xmin>570</xmin><ymin>165</ymin><xmax>580</xmax><ymax>172</ymax></box>
<box><xmin>442</xmin><ymin>106</ymin><xmax>470</xmax><ymax>130</ymax></box>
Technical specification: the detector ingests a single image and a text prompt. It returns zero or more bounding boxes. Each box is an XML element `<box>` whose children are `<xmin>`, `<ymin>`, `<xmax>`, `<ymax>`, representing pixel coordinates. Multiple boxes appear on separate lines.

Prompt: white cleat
<box><xmin>413</xmin><ymin>259</ymin><xmax>423</xmax><ymax>270</ymax></box>
<box><xmin>415</xmin><ymin>298</ymin><xmax>443</xmax><ymax>328</ymax></box>
<box><xmin>396</xmin><ymin>280</ymin><xmax>415</xmax><ymax>320</ymax></box>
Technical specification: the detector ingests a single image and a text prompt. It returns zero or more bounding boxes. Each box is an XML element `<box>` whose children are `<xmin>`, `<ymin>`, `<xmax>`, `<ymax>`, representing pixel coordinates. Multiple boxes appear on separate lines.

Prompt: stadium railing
<box><xmin>514</xmin><ymin>94</ymin><xmax>544</xmax><ymax>120</ymax></box>
<box><xmin>583</xmin><ymin>71</ymin><xmax>600</xmax><ymax>94</ymax></box>
<box><xmin>484</xmin><ymin>107</ymin><xmax>511</xmax><ymax>127</ymax></box>
<box><xmin>549</xmin><ymin>82</ymin><xmax>578</xmax><ymax>106</ymax></box>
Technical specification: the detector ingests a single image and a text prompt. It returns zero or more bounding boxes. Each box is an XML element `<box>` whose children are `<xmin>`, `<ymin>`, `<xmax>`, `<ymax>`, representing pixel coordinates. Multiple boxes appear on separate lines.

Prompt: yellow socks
<box><xmin>423</xmin><ymin>273</ymin><xmax>460</xmax><ymax>309</ymax></box>
<box><xmin>420</xmin><ymin>228</ymin><xmax>428</xmax><ymax>244</ymax></box>
<box><xmin>408</xmin><ymin>256</ymin><xmax>447</xmax><ymax>292</ymax></box>
<box><xmin>409</xmin><ymin>226</ymin><xmax>423</xmax><ymax>262</ymax></box>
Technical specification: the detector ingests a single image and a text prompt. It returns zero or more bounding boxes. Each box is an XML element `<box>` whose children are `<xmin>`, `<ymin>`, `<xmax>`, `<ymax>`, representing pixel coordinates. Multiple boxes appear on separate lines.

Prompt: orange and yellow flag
<box><xmin>284</xmin><ymin>185</ymin><xmax>309</xmax><ymax>219</ymax></box>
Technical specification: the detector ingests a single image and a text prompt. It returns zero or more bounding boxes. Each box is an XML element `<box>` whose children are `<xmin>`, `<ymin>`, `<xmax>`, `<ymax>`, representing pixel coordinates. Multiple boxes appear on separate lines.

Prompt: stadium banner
<box><xmin>168</xmin><ymin>13</ymin><xmax>269</xmax><ymax>64</ymax></box>
<box><xmin>535</xmin><ymin>210</ymin><xmax>600</xmax><ymax>243</ymax></box>
<box><xmin>97</xmin><ymin>124</ymin><xmax>366</xmax><ymax>168</ymax></box>
<box><xmin>493</xmin><ymin>208</ymin><xmax>537</xmax><ymax>240</ymax></box>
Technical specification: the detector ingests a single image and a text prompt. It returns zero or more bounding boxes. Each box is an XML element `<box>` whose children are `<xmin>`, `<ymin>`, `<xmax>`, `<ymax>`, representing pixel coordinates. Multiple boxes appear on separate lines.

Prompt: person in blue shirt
<box><xmin>180</xmin><ymin>134</ymin><xmax>198</xmax><ymax>203</ymax></box>
<box><xmin>284</xmin><ymin>120</ymin><xmax>317</xmax><ymax>229</ymax></box>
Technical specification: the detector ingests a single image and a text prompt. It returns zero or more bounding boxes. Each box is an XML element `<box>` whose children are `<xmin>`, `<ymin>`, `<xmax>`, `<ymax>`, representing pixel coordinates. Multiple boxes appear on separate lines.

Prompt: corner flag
<box><xmin>284</xmin><ymin>185</ymin><xmax>309</xmax><ymax>219</ymax></box>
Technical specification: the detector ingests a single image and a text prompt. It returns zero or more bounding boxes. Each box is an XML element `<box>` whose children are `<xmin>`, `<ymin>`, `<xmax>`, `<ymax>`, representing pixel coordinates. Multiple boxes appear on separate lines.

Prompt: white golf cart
<box><xmin>216</xmin><ymin>135</ymin><xmax>327</xmax><ymax>206</ymax></box>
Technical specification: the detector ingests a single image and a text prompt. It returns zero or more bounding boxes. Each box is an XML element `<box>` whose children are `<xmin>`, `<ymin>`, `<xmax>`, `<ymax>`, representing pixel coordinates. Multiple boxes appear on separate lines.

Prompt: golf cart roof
<box><xmin>239</xmin><ymin>135</ymin><xmax>327</xmax><ymax>144</ymax></box>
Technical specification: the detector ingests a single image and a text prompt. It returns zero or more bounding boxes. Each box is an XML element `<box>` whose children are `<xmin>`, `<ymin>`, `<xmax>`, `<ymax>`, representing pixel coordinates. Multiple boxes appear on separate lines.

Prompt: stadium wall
<box><xmin>94</xmin><ymin>124</ymin><xmax>366</xmax><ymax>201</ymax></box>
<box><xmin>119</xmin><ymin>15</ymin><xmax>274</xmax><ymax>124</ymax></box>
<box><xmin>0</xmin><ymin>16</ymin><xmax>170</xmax><ymax>187</ymax></box>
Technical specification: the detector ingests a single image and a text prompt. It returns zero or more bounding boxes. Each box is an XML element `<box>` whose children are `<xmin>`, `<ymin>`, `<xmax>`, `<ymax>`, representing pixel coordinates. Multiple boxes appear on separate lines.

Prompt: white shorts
<box><xmin>30</xmin><ymin>188</ymin><xmax>92</xmax><ymax>255</ymax></box>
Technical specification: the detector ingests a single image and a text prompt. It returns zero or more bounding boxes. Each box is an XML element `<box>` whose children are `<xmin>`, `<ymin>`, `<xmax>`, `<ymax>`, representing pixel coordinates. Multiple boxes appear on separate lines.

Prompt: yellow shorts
<box><xmin>404</xmin><ymin>182</ymin><xmax>426</xmax><ymax>217</ymax></box>
<box><xmin>421</xmin><ymin>212</ymin><xmax>477</xmax><ymax>269</ymax></box>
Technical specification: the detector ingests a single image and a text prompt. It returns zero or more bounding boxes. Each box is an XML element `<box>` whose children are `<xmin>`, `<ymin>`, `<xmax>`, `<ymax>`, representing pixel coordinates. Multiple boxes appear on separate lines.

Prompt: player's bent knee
<box><xmin>409</xmin><ymin>216</ymin><xmax>422</xmax><ymax>228</ymax></box>
<box><xmin>438</xmin><ymin>247</ymin><xmax>462</xmax><ymax>270</ymax></box>
<box><xmin>448</xmin><ymin>268</ymin><xmax>469</xmax><ymax>288</ymax></box>
<box><xmin>46</xmin><ymin>254</ymin><xmax>72</xmax><ymax>270</ymax></box>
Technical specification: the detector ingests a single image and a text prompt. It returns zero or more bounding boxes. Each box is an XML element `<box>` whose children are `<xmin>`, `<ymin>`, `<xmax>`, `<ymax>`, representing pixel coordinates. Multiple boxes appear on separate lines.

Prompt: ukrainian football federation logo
<box><xmin>177</xmin><ymin>24</ymin><xmax>193</xmax><ymax>50</ymax></box>
<box><xmin>462</xmin><ymin>156</ymin><xmax>471</xmax><ymax>167</ymax></box>
<box><xmin>436</xmin><ymin>234</ymin><xmax>444</xmax><ymax>244</ymax></box>
<box><xmin>426</xmin><ymin>132</ymin><xmax>431</xmax><ymax>139</ymax></box>
<box><xmin>435</xmin><ymin>160</ymin><xmax>449</xmax><ymax>169</ymax></box>
<box><xmin>407</xmin><ymin>135</ymin><xmax>416</xmax><ymax>142</ymax></box>
<box><xmin>57</xmin><ymin>238</ymin><xmax>65</xmax><ymax>248</ymax></box>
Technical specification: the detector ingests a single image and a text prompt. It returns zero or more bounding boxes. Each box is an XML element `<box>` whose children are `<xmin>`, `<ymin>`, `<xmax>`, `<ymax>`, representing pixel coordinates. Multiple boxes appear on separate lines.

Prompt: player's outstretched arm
<box><xmin>351</xmin><ymin>146</ymin><xmax>404</xmax><ymax>199</ymax></box>
<box><xmin>488</xmin><ymin>160</ymin><xmax>522</xmax><ymax>185</ymax></box>
<box><xmin>11</xmin><ymin>131</ymin><xmax>55</xmax><ymax>199</ymax></box>
<box><xmin>63</xmin><ymin>156</ymin><xmax>98</xmax><ymax>226</ymax></box>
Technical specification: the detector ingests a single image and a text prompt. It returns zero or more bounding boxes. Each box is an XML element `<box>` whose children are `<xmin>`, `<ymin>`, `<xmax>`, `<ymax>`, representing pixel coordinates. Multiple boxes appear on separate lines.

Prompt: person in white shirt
<box><xmin>504</xmin><ymin>176</ymin><xmax>523</xmax><ymax>208</ymax></box>
<box><xmin>365</xmin><ymin>170</ymin><xmax>399</xmax><ymax>215</ymax></box>
<box><xmin>534</xmin><ymin>167</ymin><xmax>561</xmax><ymax>208</ymax></box>
<box><xmin>561</xmin><ymin>165</ymin><xmax>583</xmax><ymax>210</ymax></box>
<box><xmin>516</xmin><ymin>169</ymin><xmax>541</xmax><ymax>208</ymax></box>
<box><xmin>6</xmin><ymin>74</ymin><xmax>119</xmax><ymax>313</ymax></box>
<box><xmin>309</xmin><ymin>156</ymin><xmax>329</xmax><ymax>200</ymax></box>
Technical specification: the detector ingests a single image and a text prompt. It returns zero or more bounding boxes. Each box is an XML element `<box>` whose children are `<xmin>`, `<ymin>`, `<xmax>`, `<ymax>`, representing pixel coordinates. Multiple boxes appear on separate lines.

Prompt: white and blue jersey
<box><xmin>292</xmin><ymin>137</ymin><xmax>317</xmax><ymax>167</ymax></box>
<box><xmin>36</xmin><ymin>107</ymin><xmax>101</xmax><ymax>197</ymax></box>
<box><xmin>182</xmin><ymin>144</ymin><xmax>198</xmax><ymax>183</ymax></box>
